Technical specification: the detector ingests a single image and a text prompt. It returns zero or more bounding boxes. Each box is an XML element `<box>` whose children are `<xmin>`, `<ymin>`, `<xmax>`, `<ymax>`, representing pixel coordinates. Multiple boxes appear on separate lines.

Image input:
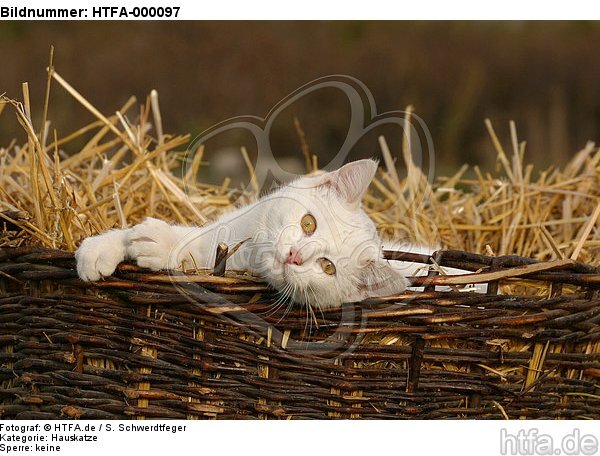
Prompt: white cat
<box><xmin>76</xmin><ymin>159</ymin><xmax>442</xmax><ymax>309</ymax></box>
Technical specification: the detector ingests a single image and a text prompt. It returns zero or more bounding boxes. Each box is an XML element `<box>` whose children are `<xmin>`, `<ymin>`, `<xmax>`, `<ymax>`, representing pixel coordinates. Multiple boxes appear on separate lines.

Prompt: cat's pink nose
<box><xmin>285</xmin><ymin>248</ymin><xmax>303</xmax><ymax>265</ymax></box>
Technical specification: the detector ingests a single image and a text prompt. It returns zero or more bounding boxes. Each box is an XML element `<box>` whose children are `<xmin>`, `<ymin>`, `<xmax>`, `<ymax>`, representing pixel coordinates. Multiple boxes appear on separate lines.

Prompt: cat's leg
<box><xmin>126</xmin><ymin>217</ymin><xmax>201</xmax><ymax>271</ymax></box>
<box><xmin>76</xmin><ymin>217</ymin><xmax>201</xmax><ymax>281</ymax></box>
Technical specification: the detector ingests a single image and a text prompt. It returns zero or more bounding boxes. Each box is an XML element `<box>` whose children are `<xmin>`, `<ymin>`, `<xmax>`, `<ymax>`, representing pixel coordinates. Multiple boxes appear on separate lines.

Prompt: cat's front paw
<box><xmin>127</xmin><ymin>217</ymin><xmax>182</xmax><ymax>271</ymax></box>
<box><xmin>75</xmin><ymin>230</ymin><xmax>128</xmax><ymax>281</ymax></box>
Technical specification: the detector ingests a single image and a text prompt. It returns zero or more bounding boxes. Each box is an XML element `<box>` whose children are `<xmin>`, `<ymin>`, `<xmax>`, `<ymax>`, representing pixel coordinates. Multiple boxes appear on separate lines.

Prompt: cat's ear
<box><xmin>317</xmin><ymin>159</ymin><xmax>378</xmax><ymax>207</ymax></box>
<box><xmin>348</xmin><ymin>258</ymin><xmax>410</xmax><ymax>302</ymax></box>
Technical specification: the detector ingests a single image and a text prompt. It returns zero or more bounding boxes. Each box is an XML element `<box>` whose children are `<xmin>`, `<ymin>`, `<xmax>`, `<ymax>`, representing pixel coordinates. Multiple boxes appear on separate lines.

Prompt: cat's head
<box><xmin>255</xmin><ymin>159</ymin><xmax>410</xmax><ymax>310</ymax></box>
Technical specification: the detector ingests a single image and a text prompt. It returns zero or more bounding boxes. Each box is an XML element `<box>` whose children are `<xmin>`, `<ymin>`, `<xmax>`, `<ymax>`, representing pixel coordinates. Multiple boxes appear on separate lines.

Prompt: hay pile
<box><xmin>1</xmin><ymin>68</ymin><xmax>599</xmax><ymax>269</ymax></box>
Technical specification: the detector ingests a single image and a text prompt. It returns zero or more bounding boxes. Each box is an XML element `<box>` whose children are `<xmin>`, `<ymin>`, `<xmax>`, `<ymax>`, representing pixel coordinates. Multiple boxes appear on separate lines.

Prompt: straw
<box><xmin>1</xmin><ymin>71</ymin><xmax>598</xmax><ymax>270</ymax></box>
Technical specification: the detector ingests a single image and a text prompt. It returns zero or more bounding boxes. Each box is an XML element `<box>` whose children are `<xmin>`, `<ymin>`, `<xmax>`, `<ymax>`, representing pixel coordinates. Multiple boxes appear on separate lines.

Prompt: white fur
<box><xmin>77</xmin><ymin>159</ymin><xmax>472</xmax><ymax>309</ymax></box>
<box><xmin>76</xmin><ymin>229</ymin><xmax>129</xmax><ymax>281</ymax></box>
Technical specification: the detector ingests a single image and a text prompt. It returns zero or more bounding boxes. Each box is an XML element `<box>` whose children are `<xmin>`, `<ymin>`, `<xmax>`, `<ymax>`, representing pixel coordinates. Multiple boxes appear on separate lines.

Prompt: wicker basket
<box><xmin>1</xmin><ymin>246</ymin><xmax>599</xmax><ymax>419</ymax></box>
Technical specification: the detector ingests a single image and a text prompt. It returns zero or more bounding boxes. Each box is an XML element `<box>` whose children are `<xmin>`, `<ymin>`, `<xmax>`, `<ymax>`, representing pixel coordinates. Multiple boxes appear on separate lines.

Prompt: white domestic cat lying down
<box><xmin>76</xmin><ymin>159</ymin><xmax>470</xmax><ymax>309</ymax></box>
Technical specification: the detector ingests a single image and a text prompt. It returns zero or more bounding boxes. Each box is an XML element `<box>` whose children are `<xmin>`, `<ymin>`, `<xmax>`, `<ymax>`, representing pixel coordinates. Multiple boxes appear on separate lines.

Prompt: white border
<box><xmin>1</xmin><ymin>0</ymin><xmax>600</xmax><ymax>20</ymax></box>
<box><xmin>1</xmin><ymin>420</ymin><xmax>599</xmax><ymax>456</ymax></box>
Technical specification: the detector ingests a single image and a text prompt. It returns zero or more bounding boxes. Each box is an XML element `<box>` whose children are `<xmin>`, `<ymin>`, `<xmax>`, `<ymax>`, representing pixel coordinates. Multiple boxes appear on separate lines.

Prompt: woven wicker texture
<box><xmin>1</xmin><ymin>246</ymin><xmax>599</xmax><ymax>419</ymax></box>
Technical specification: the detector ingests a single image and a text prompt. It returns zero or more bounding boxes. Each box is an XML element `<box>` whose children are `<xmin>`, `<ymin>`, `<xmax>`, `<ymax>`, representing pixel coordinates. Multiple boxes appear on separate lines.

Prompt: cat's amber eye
<box><xmin>318</xmin><ymin>258</ymin><xmax>336</xmax><ymax>275</ymax></box>
<box><xmin>301</xmin><ymin>213</ymin><xmax>317</xmax><ymax>235</ymax></box>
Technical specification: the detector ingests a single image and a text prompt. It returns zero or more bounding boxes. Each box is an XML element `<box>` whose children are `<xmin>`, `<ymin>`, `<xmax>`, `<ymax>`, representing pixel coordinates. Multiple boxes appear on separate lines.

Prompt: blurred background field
<box><xmin>1</xmin><ymin>21</ymin><xmax>600</xmax><ymax>179</ymax></box>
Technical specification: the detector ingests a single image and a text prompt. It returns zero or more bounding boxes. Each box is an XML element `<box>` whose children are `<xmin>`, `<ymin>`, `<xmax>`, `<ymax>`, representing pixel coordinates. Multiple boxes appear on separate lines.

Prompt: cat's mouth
<box><xmin>272</xmin><ymin>257</ymin><xmax>299</xmax><ymax>280</ymax></box>
<box><xmin>271</xmin><ymin>256</ymin><xmax>293</xmax><ymax>277</ymax></box>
